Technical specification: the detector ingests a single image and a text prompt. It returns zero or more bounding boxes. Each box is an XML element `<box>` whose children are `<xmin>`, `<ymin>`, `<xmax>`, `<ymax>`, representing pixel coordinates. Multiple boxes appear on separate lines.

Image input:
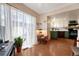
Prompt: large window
<box><xmin>0</xmin><ymin>4</ymin><xmax>37</xmax><ymax>48</ymax></box>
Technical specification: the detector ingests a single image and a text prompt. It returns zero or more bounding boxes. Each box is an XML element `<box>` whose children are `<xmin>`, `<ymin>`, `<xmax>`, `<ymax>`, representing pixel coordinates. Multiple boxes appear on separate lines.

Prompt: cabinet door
<box><xmin>58</xmin><ymin>31</ymin><xmax>64</xmax><ymax>38</ymax></box>
<box><xmin>50</xmin><ymin>31</ymin><xmax>57</xmax><ymax>39</ymax></box>
<box><xmin>64</xmin><ymin>31</ymin><xmax>69</xmax><ymax>38</ymax></box>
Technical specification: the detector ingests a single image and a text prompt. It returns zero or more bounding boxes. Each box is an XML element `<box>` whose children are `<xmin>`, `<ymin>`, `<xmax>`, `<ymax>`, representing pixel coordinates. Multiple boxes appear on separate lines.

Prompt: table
<box><xmin>0</xmin><ymin>42</ymin><xmax>15</xmax><ymax>56</ymax></box>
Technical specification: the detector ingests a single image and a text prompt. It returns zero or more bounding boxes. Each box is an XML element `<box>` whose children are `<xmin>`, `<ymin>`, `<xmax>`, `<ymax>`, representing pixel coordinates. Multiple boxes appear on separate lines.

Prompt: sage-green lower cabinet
<box><xmin>64</xmin><ymin>31</ymin><xmax>69</xmax><ymax>38</ymax></box>
<box><xmin>50</xmin><ymin>31</ymin><xmax>69</xmax><ymax>39</ymax></box>
<box><xmin>50</xmin><ymin>31</ymin><xmax>58</xmax><ymax>39</ymax></box>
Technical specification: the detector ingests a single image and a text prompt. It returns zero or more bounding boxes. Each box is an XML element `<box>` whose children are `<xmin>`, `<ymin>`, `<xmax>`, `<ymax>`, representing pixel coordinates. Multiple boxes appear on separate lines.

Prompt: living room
<box><xmin>0</xmin><ymin>3</ymin><xmax>79</xmax><ymax>56</ymax></box>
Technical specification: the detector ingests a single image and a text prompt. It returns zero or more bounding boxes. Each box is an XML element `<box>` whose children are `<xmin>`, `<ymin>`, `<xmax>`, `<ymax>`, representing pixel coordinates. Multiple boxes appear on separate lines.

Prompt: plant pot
<box><xmin>16</xmin><ymin>47</ymin><xmax>21</xmax><ymax>53</ymax></box>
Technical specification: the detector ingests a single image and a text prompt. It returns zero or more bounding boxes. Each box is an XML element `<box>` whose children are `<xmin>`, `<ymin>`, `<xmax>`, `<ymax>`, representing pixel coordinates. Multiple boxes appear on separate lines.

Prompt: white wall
<box><xmin>36</xmin><ymin>16</ymin><xmax>47</xmax><ymax>36</ymax></box>
<box><xmin>39</xmin><ymin>16</ymin><xmax>47</xmax><ymax>30</ymax></box>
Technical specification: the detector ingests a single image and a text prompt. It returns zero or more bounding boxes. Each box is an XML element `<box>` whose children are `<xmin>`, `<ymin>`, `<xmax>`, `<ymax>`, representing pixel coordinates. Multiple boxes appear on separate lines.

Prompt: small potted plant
<box><xmin>14</xmin><ymin>36</ymin><xmax>23</xmax><ymax>53</ymax></box>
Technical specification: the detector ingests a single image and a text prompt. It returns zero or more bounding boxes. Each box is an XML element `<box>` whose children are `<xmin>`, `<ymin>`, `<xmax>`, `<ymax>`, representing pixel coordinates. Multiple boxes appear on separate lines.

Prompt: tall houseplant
<box><xmin>15</xmin><ymin>36</ymin><xmax>23</xmax><ymax>53</ymax></box>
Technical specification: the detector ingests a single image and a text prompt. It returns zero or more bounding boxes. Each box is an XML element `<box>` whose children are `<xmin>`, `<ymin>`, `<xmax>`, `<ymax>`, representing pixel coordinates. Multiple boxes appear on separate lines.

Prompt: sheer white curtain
<box><xmin>5</xmin><ymin>5</ymin><xmax>12</xmax><ymax>41</ymax></box>
<box><xmin>0</xmin><ymin>4</ymin><xmax>5</xmax><ymax>41</ymax></box>
<box><xmin>11</xmin><ymin>7</ymin><xmax>18</xmax><ymax>41</ymax></box>
<box><xmin>0</xmin><ymin>4</ymin><xmax>11</xmax><ymax>41</ymax></box>
<box><xmin>22</xmin><ymin>13</ymin><xmax>37</xmax><ymax>49</ymax></box>
<box><xmin>10</xmin><ymin>5</ymin><xmax>37</xmax><ymax>48</ymax></box>
<box><xmin>0</xmin><ymin>4</ymin><xmax>37</xmax><ymax>49</ymax></box>
<box><xmin>22</xmin><ymin>14</ymin><xmax>32</xmax><ymax>48</ymax></box>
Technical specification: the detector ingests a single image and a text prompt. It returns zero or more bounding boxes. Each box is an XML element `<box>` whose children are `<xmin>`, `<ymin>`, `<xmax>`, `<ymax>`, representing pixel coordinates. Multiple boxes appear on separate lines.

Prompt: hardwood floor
<box><xmin>15</xmin><ymin>38</ymin><xmax>75</xmax><ymax>56</ymax></box>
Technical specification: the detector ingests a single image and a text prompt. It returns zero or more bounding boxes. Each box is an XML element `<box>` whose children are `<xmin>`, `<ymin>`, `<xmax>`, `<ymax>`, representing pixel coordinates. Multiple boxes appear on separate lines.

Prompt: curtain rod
<box><xmin>6</xmin><ymin>3</ymin><xmax>21</xmax><ymax>10</ymax></box>
<box><xmin>6</xmin><ymin>3</ymin><xmax>25</xmax><ymax>13</ymax></box>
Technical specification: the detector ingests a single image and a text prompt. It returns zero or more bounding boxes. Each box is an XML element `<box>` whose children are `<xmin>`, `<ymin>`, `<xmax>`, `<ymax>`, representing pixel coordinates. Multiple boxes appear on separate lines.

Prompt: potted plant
<box><xmin>14</xmin><ymin>36</ymin><xmax>23</xmax><ymax>53</ymax></box>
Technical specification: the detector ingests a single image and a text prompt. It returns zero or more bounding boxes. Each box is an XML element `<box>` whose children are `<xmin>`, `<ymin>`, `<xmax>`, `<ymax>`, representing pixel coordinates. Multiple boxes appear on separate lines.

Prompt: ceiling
<box><xmin>24</xmin><ymin>3</ymin><xmax>73</xmax><ymax>15</ymax></box>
